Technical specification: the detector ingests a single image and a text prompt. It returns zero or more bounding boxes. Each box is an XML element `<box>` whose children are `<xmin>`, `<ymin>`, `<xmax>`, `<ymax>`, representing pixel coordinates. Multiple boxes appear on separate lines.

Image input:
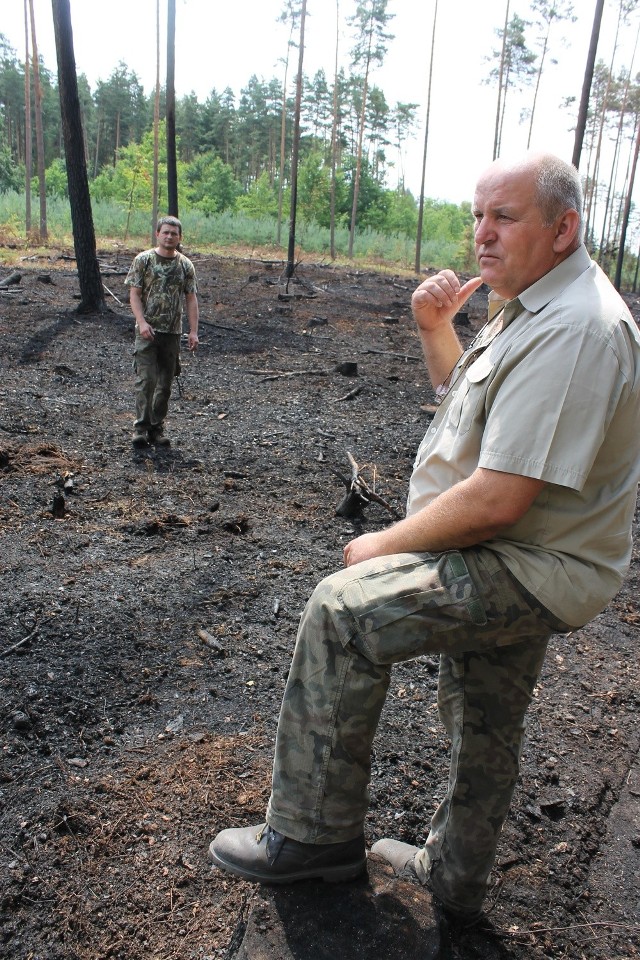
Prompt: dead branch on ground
<box><xmin>333</xmin><ymin>451</ymin><xmax>401</xmax><ymax>520</ymax></box>
<box><xmin>1</xmin><ymin>625</ymin><xmax>38</xmax><ymax>659</ymax></box>
<box><xmin>334</xmin><ymin>386</ymin><xmax>362</xmax><ymax>402</ymax></box>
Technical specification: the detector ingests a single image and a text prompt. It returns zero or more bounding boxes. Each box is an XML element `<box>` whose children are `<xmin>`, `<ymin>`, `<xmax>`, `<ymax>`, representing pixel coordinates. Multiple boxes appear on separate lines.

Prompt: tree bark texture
<box><xmin>51</xmin><ymin>0</ymin><xmax>105</xmax><ymax>312</ymax></box>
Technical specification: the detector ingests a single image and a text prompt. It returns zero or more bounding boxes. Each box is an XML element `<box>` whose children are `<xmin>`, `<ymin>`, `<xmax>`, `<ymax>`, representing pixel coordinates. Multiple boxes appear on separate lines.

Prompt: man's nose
<box><xmin>475</xmin><ymin>218</ymin><xmax>495</xmax><ymax>244</ymax></box>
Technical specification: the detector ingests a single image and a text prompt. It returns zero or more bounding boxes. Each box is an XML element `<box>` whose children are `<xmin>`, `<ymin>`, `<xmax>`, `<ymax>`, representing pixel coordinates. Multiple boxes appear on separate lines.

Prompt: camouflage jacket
<box><xmin>125</xmin><ymin>250</ymin><xmax>197</xmax><ymax>334</ymax></box>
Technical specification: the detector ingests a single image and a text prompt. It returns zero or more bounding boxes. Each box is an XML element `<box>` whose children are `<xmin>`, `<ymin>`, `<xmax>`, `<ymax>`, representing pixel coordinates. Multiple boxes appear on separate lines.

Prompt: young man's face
<box><xmin>156</xmin><ymin>224</ymin><xmax>181</xmax><ymax>253</ymax></box>
<box><xmin>472</xmin><ymin>166</ymin><xmax>564</xmax><ymax>300</ymax></box>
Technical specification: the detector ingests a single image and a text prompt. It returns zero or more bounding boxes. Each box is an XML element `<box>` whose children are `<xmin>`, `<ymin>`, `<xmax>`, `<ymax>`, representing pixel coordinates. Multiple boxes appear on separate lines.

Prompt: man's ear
<box><xmin>553</xmin><ymin>209</ymin><xmax>580</xmax><ymax>252</ymax></box>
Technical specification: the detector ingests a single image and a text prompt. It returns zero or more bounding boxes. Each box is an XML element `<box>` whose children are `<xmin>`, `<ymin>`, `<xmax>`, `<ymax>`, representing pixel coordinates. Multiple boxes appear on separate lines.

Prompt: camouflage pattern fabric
<box><xmin>266</xmin><ymin>547</ymin><xmax>567</xmax><ymax>916</ymax></box>
<box><xmin>133</xmin><ymin>332</ymin><xmax>180</xmax><ymax>432</ymax></box>
<box><xmin>125</xmin><ymin>250</ymin><xmax>197</xmax><ymax>334</ymax></box>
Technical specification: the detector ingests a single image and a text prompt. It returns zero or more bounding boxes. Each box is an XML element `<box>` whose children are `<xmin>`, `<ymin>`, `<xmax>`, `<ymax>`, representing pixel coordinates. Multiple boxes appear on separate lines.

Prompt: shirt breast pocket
<box><xmin>454</xmin><ymin>352</ymin><xmax>494</xmax><ymax>435</ymax></box>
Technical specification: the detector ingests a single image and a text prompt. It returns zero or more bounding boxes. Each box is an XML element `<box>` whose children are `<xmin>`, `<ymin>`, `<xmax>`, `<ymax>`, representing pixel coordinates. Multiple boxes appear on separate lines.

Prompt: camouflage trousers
<box><xmin>133</xmin><ymin>332</ymin><xmax>180</xmax><ymax>432</ymax></box>
<box><xmin>266</xmin><ymin>547</ymin><xmax>568</xmax><ymax>916</ymax></box>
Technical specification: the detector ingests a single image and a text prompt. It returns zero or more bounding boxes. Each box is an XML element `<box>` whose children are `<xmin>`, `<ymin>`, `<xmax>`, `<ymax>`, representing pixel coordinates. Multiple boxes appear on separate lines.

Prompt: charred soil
<box><xmin>0</xmin><ymin>252</ymin><xmax>639</xmax><ymax>960</ymax></box>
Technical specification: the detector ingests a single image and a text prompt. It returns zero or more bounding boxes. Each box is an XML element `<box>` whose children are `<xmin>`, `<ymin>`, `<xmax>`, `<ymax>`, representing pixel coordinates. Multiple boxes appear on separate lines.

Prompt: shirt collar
<box><xmin>516</xmin><ymin>245</ymin><xmax>591</xmax><ymax>315</ymax></box>
<box><xmin>486</xmin><ymin>246</ymin><xmax>591</xmax><ymax>325</ymax></box>
<box><xmin>486</xmin><ymin>291</ymin><xmax>523</xmax><ymax>330</ymax></box>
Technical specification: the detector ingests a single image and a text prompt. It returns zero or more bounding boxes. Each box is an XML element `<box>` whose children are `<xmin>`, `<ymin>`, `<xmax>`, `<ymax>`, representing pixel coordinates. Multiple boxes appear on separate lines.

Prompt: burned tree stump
<box><xmin>333</xmin><ymin>452</ymin><xmax>401</xmax><ymax>521</ymax></box>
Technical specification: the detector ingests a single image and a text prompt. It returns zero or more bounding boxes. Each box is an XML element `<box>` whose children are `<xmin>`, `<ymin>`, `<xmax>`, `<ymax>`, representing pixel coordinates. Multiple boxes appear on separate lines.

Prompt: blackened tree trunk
<box><xmin>329</xmin><ymin>0</ymin><xmax>340</xmax><ymax>260</ymax></box>
<box><xmin>166</xmin><ymin>0</ymin><xmax>178</xmax><ymax>217</ymax></box>
<box><xmin>572</xmin><ymin>0</ymin><xmax>604</xmax><ymax>170</ymax></box>
<box><xmin>614</xmin><ymin>116</ymin><xmax>640</xmax><ymax>290</ymax></box>
<box><xmin>276</xmin><ymin>2</ymin><xmax>299</xmax><ymax>247</ymax></box>
<box><xmin>51</xmin><ymin>0</ymin><xmax>106</xmax><ymax>313</ymax></box>
<box><xmin>285</xmin><ymin>0</ymin><xmax>306</xmax><ymax>281</ymax></box>
<box><xmin>152</xmin><ymin>0</ymin><xmax>161</xmax><ymax>244</ymax></box>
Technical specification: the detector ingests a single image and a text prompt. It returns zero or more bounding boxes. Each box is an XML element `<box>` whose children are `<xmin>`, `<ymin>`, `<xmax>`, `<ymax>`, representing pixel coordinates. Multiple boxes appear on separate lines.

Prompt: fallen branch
<box><xmin>261</xmin><ymin>369</ymin><xmax>329</xmax><ymax>382</ymax></box>
<box><xmin>0</xmin><ymin>271</ymin><xmax>22</xmax><ymax>288</ymax></box>
<box><xmin>364</xmin><ymin>347</ymin><xmax>422</xmax><ymax>361</ymax></box>
<box><xmin>334</xmin><ymin>386</ymin><xmax>362</xmax><ymax>402</ymax></box>
<box><xmin>198</xmin><ymin>318</ymin><xmax>246</xmax><ymax>334</ymax></box>
<box><xmin>497</xmin><ymin>919</ymin><xmax>640</xmax><ymax>945</ymax></box>
<box><xmin>103</xmin><ymin>283</ymin><xmax>124</xmax><ymax>306</ymax></box>
<box><xmin>1</xmin><ymin>626</ymin><xmax>38</xmax><ymax>659</ymax></box>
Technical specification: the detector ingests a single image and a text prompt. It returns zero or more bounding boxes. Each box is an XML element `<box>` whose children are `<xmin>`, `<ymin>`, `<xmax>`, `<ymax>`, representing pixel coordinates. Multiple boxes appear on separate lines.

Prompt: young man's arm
<box><xmin>130</xmin><ymin>287</ymin><xmax>154</xmax><ymax>340</ymax></box>
<box><xmin>185</xmin><ymin>291</ymin><xmax>199</xmax><ymax>351</ymax></box>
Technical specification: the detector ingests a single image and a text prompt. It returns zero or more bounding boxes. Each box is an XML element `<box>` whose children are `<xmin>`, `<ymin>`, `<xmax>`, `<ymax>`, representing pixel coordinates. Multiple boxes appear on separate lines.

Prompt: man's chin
<box><xmin>478</xmin><ymin>263</ymin><xmax>499</xmax><ymax>285</ymax></box>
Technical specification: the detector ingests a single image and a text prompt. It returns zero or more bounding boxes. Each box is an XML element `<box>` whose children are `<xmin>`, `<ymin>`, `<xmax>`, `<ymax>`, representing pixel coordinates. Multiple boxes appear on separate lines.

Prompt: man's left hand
<box><xmin>188</xmin><ymin>332</ymin><xmax>199</xmax><ymax>351</ymax></box>
<box><xmin>343</xmin><ymin>531</ymin><xmax>391</xmax><ymax>567</ymax></box>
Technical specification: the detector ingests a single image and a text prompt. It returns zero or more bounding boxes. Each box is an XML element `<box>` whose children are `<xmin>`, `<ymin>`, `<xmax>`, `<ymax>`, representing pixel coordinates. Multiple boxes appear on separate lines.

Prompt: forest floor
<box><xmin>0</xmin><ymin>248</ymin><xmax>639</xmax><ymax>960</ymax></box>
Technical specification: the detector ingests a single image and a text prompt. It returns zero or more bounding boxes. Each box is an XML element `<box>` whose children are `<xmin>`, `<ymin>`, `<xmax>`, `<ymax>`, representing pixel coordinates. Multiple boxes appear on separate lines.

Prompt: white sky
<box><xmin>0</xmin><ymin>0</ymin><xmax>636</xmax><ymax>206</ymax></box>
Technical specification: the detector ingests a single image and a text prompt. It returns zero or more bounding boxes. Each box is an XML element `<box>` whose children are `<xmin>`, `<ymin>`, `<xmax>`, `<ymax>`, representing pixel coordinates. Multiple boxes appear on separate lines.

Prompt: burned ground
<box><xmin>0</xmin><ymin>252</ymin><xmax>638</xmax><ymax>959</ymax></box>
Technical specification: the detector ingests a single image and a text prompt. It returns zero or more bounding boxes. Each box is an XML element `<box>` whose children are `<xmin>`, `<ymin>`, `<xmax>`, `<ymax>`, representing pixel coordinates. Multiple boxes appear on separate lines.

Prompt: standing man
<box><xmin>126</xmin><ymin>216</ymin><xmax>199</xmax><ymax>448</ymax></box>
<box><xmin>208</xmin><ymin>154</ymin><xmax>640</xmax><ymax>923</ymax></box>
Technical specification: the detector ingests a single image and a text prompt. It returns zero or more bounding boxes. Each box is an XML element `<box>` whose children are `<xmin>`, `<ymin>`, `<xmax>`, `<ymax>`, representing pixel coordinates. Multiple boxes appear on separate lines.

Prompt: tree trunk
<box><xmin>614</xmin><ymin>113</ymin><xmax>640</xmax><ymax>290</ymax></box>
<box><xmin>599</xmin><ymin>37</ymin><xmax>638</xmax><ymax>266</ymax></box>
<box><xmin>585</xmin><ymin>0</ymin><xmax>623</xmax><ymax>249</ymax></box>
<box><xmin>526</xmin><ymin>25</ymin><xmax>550</xmax><ymax>149</ymax></box>
<box><xmin>28</xmin><ymin>0</ymin><xmax>47</xmax><ymax>242</ymax></box>
<box><xmin>329</xmin><ymin>0</ymin><xmax>340</xmax><ymax>260</ymax></box>
<box><xmin>166</xmin><ymin>0</ymin><xmax>178</xmax><ymax>217</ymax></box>
<box><xmin>493</xmin><ymin>0</ymin><xmax>510</xmax><ymax>160</ymax></box>
<box><xmin>348</xmin><ymin>55</ymin><xmax>370</xmax><ymax>258</ymax></box>
<box><xmin>51</xmin><ymin>0</ymin><xmax>105</xmax><ymax>313</ymax></box>
<box><xmin>285</xmin><ymin>0</ymin><xmax>307</xmax><ymax>281</ymax></box>
<box><xmin>152</xmin><ymin>0</ymin><xmax>160</xmax><ymax>243</ymax></box>
<box><xmin>277</xmin><ymin>14</ymin><xmax>295</xmax><ymax>247</ymax></box>
<box><xmin>114</xmin><ymin>111</ymin><xmax>120</xmax><ymax>163</ymax></box>
<box><xmin>93</xmin><ymin>115</ymin><xmax>101</xmax><ymax>178</ymax></box>
<box><xmin>572</xmin><ymin>0</ymin><xmax>604</xmax><ymax>170</ymax></box>
<box><xmin>23</xmin><ymin>0</ymin><xmax>32</xmax><ymax>236</ymax></box>
<box><xmin>414</xmin><ymin>0</ymin><xmax>439</xmax><ymax>274</ymax></box>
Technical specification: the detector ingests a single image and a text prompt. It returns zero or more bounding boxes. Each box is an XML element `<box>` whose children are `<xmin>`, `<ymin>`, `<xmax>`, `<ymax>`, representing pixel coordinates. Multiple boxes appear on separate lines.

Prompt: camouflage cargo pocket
<box><xmin>338</xmin><ymin>551</ymin><xmax>488</xmax><ymax>665</ymax></box>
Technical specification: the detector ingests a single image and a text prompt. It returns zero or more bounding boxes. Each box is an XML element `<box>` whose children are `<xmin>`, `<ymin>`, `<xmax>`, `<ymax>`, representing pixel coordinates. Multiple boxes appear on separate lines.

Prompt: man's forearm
<box><xmin>129</xmin><ymin>289</ymin><xmax>147</xmax><ymax>328</ymax></box>
<box><xmin>411</xmin><ymin>272</ymin><xmax>483</xmax><ymax>389</ymax></box>
<box><xmin>343</xmin><ymin>468</ymin><xmax>546</xmax><ymax>567</ymax></box>
<box><xmin>186</xmin><ymin>294</ymin><xmax>199</xmax><ymax>334</ymax></box>
<box><xmin>419</xmin><ymin>325</ymin><xmax>464</xmax><ymax>392</ymax></box>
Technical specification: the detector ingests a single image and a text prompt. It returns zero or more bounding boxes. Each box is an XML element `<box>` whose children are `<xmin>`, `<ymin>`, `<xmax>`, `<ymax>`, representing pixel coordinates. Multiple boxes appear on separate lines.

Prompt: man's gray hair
<box><xmin>534</xmin><ymin>156</ymin><xmax>584</xmax><ymax>241</ymax></box>
<box><xmin>156</xmin><ymin>215</ymin><xmax>182</xmax><ymax>236</ymax></box>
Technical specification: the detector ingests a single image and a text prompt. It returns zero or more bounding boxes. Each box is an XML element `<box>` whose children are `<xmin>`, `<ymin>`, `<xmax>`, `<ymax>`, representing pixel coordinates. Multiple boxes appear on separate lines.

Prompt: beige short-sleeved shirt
<box><xmin>407</xmin><ymin>246</ymin><xmax>640</xmax><ymax>627</ymax></box>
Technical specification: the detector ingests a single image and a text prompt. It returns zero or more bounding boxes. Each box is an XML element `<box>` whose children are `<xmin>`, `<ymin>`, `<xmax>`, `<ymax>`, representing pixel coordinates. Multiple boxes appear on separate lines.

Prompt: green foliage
<box><xmin>296</xmin><ymin>151</ymin><xmax>348</xmax><ymax>228</ymax></box>
<box><xmin>0</xmin><ymin>187</ymin><xmax>477</xmax><ymax>274</ymax></box>
<box><xmin>184</xmin><ymin>153</ymin><xmax>242</xmax><ymax>214</ymax></box>
<box><xmin>384</xmin><ymin>189</ymin><xmax>418</xmax><ymax>235</ymax></box>
<box><xmin>44</xmin><ymin>158</ymin><xmax>68</xmax><ymax>198</ymax></box>
<box><xmin>90</xmin><ymin>123</ymin><xmax>187</xmax><ymax>214</ymax></box>
<box><xmin>236</xmin><ymin>171</ymin><xmax>279</xmax><ymax>219</ymax></box>
<box><xmin>0</xmin><ymin>20</ymin><xmax>484</xmax><ymax>276</ymax></box>
<box><xmin>0</xmin><ymin>141</ymin><xmax>22</xmax><ymax>193</ymax></box>
<box><xmin>91</xmin><ymin>141</ymin><xmax>156</xmax><ymax>208</ymax></box>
